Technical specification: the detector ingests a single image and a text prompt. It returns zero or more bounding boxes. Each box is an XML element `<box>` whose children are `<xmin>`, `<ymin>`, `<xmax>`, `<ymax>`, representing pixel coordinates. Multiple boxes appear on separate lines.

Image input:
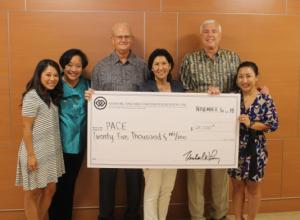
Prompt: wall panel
<box><xmin>0</xmin><ymin>0</ymin><xmax>24</xmax><ymax>10</ymax></box>
<box><xmin>27</xmin><ymin>0</ymin><xmax>160</xmax><ymax>11</ymax></box>
<box><xmin>73</xmin><ymin>209</ymin><xmax>98</xmax><ymax>220</ymax></box>
<box><xmin>282</xmin><ymin>139</ymin><xmax>300</xmax><ymax>196</ymax></box>
<box><xmin>162</xmin><ymin>0</ymin><xmax>285</xmax><ymax>14</ymax></box>
<box><xmin>0</xmin><ymin>12</ymin><xmax>11</xmax><ymax>147</ymax></box>
<box><xmin>287</xmin><ymin>0</ymin><xmax>300</xmax><ymax>14</ymax></box>
<box><xmin>0</xmin><ymin>212</ymin><xmax>24</xmax><ymax>220</ymax></box>
<box><xmin>259</xmin><ymin>199</ymin><xmax>300</xmax><ymax>212</ymax></box>
<box><xmin>0</xmin><ymin>147</ymin><xmax>23</xmax><ymax>208</ymax></box>
<box><xmin>145</xmin><ymin>13</ymin><xmax>178</xmax><ymax>78</ymax></box>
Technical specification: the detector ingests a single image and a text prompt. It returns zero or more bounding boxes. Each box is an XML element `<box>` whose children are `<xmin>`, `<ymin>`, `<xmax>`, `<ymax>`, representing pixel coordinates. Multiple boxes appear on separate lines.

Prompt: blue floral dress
<box><xmin>228</xmin><ymin>93</ymin><xmax>278</xmax><ymax>182</ymax></box>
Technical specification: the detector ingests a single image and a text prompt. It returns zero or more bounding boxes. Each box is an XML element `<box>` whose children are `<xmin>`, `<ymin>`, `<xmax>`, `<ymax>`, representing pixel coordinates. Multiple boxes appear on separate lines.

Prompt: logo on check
<box><xmin>94</xmin><ymin>96</ymin><xmax>107</xmax><ymax>110</ymax></box>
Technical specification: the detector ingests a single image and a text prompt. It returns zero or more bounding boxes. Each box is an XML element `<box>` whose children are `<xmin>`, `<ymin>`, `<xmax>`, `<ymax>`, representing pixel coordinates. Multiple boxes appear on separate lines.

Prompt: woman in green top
<box><xmin>49</xmin><ymin>49</ymin><xmax>90</xmax><ymax>220</ymax></box>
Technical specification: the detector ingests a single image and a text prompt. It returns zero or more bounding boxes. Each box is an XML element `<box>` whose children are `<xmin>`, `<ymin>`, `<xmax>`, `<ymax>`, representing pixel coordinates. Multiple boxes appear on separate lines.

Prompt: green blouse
<box><xmin>59</xmin><ymin>76</ymin><xmax>90</xmax><ymax>154</ymax></box>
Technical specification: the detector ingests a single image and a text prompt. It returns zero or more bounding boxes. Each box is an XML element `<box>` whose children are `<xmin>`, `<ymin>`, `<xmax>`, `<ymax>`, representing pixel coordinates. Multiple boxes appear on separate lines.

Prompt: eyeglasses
<box><xmin>113</xmin><ymin>35</ymin><xmax>132</xmax><ymax>41</ymax></box>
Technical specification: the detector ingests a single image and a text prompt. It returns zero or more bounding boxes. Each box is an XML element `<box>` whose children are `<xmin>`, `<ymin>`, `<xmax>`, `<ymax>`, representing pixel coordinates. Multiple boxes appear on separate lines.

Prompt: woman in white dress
<box><xmin>16</xmin><ymin>59</ymin><xmax>65</xmax><ymax>220</ymax></box>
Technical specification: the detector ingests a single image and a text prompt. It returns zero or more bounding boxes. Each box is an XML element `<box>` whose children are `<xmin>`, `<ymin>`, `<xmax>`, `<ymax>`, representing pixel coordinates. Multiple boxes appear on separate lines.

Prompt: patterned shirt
<box><xmin>180</xmin><ymin>48</ymin><xmax>240</xmax><ymax>93</ymax></box>
<box><xmin>91</xmin><ymin>50</ymin><xmax>148</xmax><ymax>91</ymax></box>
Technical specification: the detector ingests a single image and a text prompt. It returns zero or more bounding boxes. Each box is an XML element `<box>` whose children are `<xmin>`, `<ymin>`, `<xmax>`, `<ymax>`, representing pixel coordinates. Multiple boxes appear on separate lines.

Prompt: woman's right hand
<box><xmin>85</xmin><ymin>88</ymin><xmax>95</xmax><ymax>101</ymax></box>
<box><xmin>27</xmin><ymin>154</ymin><xmax>38</xmax><ymax>171</ymax></box>
<box><xmin>239</xmin><ymin>114</ymin><xmax>251</xmax><ymax>127</ymax></box>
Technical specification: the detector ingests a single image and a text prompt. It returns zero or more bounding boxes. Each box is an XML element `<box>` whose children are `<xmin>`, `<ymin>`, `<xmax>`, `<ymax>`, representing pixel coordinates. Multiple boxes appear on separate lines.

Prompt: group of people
<box><xmin>15</xmin><ymin>19</ymin><xmax>278</xmax><ymax>220</ymax></box>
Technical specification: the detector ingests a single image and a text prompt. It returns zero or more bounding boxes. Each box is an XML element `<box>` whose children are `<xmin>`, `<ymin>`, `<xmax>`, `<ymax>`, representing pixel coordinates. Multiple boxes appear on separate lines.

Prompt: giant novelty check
<box><xmin>88</xmin><ymin>91</ymin><xmax>240</xmax><ymax>168</ymax></box>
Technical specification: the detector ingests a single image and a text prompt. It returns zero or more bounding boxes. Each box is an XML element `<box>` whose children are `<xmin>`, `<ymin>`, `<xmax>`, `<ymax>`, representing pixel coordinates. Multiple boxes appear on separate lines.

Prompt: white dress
<box><xmin>16</xmin><ymin>89</ymin><xmax>65</xmax><ymax>190</ymax></box>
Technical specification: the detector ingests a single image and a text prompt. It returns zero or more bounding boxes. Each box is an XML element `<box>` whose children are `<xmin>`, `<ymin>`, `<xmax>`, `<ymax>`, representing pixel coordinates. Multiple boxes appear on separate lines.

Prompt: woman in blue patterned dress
<box><xmin>228</xmin><ymin>61</ymin><xmax>278</xmax><ymax>220</ymax></box>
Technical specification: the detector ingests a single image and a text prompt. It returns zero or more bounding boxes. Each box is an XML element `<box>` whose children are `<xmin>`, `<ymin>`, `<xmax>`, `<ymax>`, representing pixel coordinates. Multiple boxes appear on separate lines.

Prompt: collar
<box><xmin>111</xmin><ymin>50</ymin><xmax>136</xmax><ymax>64</ymax></box>
<box><xmin>201</xmin><ymin>48</ymin><xmax>222</xmax><ymax>59</ymax></box>
<box><xmin>62</xmin><ymin>76</ymin><xmax>85</xmax><ymax>97</ymax></box>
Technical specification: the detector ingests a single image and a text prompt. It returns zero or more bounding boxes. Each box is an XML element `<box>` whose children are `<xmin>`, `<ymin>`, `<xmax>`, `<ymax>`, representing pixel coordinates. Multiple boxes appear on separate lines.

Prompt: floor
<box><xmin>227</xmin><ymin>211</ymin><xmax>300</xmax><ymax>220</ymax></box>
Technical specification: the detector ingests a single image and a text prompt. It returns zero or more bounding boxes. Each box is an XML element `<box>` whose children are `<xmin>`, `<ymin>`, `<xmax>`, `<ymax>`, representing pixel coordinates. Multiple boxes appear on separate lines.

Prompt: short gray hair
<box><xmin>199</xmin><ymin>19</ymin><xmax>222</xmax><ymax>33</ymax></box>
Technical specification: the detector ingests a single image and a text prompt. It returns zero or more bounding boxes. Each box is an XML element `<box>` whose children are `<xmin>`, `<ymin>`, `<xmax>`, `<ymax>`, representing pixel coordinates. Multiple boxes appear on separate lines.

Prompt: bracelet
<box><xmin>249</xmin><ymin>121</ymin><xmax>255</xmax><ymax>128</ymax></box>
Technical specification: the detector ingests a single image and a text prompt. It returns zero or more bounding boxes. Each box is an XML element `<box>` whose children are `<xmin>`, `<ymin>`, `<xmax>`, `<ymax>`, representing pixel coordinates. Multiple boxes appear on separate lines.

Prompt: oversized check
<box><xmin>88</xmin><ymin>91</ymin><xmax>240</xmax><ymax>168</ymax></box>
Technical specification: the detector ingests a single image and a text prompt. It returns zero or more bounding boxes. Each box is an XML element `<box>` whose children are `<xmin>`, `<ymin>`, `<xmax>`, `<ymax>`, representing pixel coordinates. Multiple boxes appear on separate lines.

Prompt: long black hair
<box><xmin>148</xmin><ymin>48</ymin><xmax>174</xmax><ymax>81</ymax></box>
<box><xmin>22</xmin><ymin>59</ymin><xmax>63</xmax><ymax>107</ymax></box>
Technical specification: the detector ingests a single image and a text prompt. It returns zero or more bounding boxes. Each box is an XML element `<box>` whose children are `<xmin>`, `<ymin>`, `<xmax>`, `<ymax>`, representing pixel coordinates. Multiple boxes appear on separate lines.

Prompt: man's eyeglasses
<box><xmin>114</xmin><ymin>35</ymin><xmax>132</xmax><ymax>41</ymax></box>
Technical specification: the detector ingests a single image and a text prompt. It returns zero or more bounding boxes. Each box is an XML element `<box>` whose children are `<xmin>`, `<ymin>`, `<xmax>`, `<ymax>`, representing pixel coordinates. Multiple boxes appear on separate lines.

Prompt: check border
<box><xmin>88</xmin><ymin>91</ymin><xmax>240</xmax><ymax>169</ymax></box>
